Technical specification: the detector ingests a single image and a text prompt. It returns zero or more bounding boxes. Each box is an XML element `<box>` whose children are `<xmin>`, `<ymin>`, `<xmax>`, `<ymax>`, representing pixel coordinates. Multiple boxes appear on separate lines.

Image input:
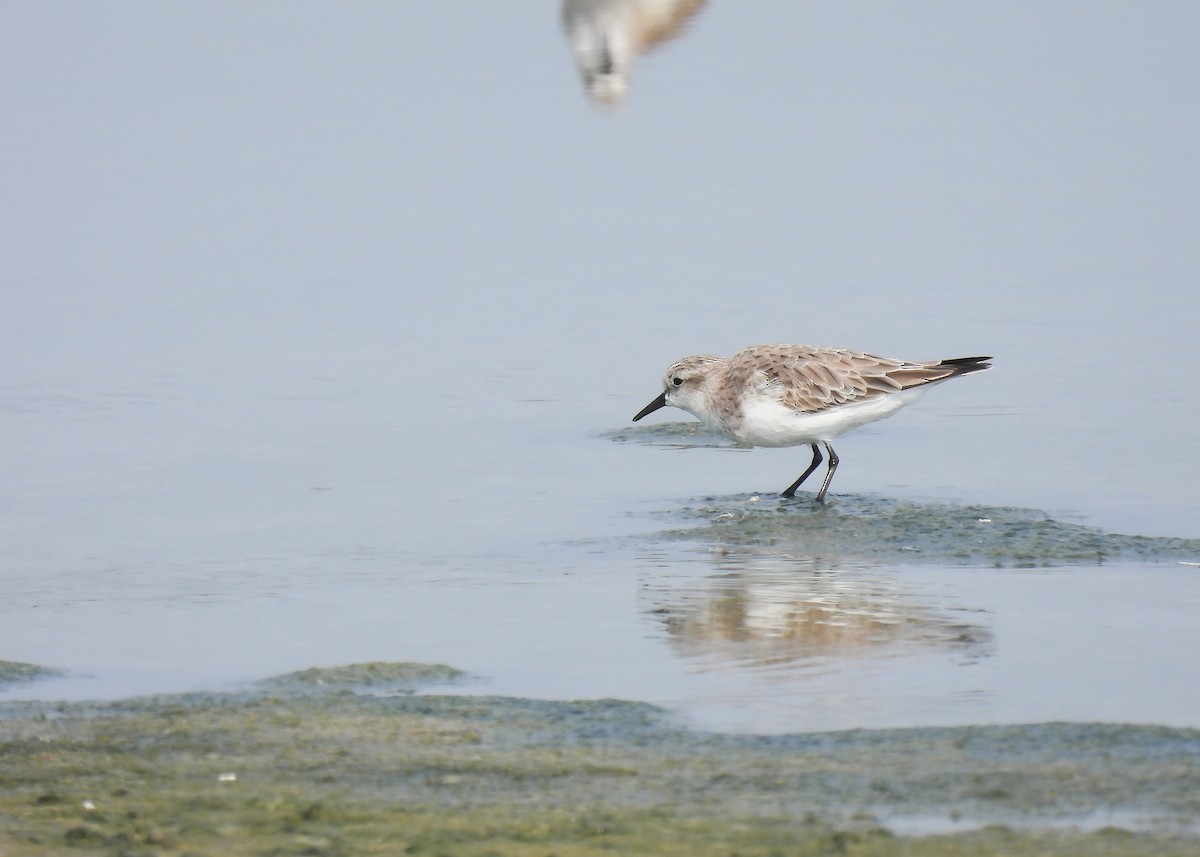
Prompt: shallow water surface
<box><xmin>4</xmin><ymin>504</ymin><xmax>1199</xmax><ymax>734</ymax></box>
<box><xmin>2</xmin><ymin>2</ymin><xmax>1200</xmax><ymax>734</ymax></box>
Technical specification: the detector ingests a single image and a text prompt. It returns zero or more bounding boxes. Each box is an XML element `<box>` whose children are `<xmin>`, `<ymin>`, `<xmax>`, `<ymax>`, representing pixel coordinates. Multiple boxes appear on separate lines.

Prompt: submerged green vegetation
<box><xmin>648</xmin><ymin>492</ymin><xmax>1200</xmax><ymax>567</ymax></box>
<box><xmin>257</xmin><ymin>661</ymin><xmax>470</xmax><ymax>694</ymax></box>
<box><xmin>0</xmin><ymin>660</ymin><xmax>67</xmax><ymax>687</ymax></box>
<box><xmin>611</xmin><ymin>421</ymin><xmax>1200</xmax><ymax>567</ymax></box>
<box><xmin>3</xmin><ymin>662</ymin><xmax>1199</xmax><ymax>856</ymax></box>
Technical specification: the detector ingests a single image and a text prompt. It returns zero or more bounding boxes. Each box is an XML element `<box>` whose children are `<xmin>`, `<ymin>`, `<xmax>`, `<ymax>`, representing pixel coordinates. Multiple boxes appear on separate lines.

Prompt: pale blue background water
<box><xmin>2</xmin><ymin>2</ymin><xmax>1198</xmax><ymax>732</ymax></box>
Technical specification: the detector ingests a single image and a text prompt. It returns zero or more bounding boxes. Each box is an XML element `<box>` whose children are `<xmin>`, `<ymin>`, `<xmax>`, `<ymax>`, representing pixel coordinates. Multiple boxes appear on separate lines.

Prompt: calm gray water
<box><xmin>2</xmin><ymin>2</ymin><xmax>1199</xmax><ymax>732</ymax></box>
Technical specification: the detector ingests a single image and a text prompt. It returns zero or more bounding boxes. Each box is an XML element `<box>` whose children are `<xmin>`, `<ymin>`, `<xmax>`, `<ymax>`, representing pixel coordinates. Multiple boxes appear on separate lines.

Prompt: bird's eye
<box><xmin>671</xmin><ymin>377</ymin><xmax>683</xmax><ymax>387</ymax></box>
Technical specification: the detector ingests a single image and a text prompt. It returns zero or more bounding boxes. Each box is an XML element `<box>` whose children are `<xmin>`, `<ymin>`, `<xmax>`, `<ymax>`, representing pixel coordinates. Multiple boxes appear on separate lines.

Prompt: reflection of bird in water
<box><xmin>561</xmin><ymin>0</ymin><xmax>708</xmax><ymax>105</ymax></box>
<box><xmin>648</xmin><ymin>564</ymin><xmax>992</xmax><ymax>671</ymax></box>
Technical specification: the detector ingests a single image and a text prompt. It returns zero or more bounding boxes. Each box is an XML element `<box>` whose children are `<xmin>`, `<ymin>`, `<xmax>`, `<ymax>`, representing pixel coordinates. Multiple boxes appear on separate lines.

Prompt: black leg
<box><xmin>780</xmin><ymin>443</ymin><xmax>822</xmax><ymax>498</ymax></box>
<box><xmin>814</xmin><ymin>442</ymin><xmax>839</xmax><ymax>503</ymax></box>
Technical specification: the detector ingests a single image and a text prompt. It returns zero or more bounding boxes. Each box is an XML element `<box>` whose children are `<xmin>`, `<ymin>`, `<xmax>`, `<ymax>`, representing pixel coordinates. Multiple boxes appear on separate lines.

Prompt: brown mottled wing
<box><xmin>726</xmin><ymin>345</ymin><xmax>963</xmax><ymax>414</ymax></box>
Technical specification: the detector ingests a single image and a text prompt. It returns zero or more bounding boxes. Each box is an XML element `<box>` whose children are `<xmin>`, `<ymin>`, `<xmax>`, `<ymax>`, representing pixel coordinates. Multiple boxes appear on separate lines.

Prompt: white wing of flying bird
<box><xmin>561</xmin><ymin>0</ymin><xmax>708</xmax><ymax>106</ymax></box>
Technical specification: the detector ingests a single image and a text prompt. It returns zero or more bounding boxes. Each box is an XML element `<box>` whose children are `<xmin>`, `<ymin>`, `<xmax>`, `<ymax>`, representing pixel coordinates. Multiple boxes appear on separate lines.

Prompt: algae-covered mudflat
<box><xmin>3</xmin><ymin>662</ymin><xmax>1199</xmax><ymax>856</ymax></box>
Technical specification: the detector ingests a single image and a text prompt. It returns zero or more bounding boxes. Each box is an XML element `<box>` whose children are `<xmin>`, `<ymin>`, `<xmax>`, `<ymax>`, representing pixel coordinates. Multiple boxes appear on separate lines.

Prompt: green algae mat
<box><xmin>2</xmin><ymin>662</ymin><xmax>1200</xmax><ymax>856</ymax></box>
<box><xmin>644</xmin><ymin>493</ymin><xmax>1200</xmax><ymax>567</ymax></box>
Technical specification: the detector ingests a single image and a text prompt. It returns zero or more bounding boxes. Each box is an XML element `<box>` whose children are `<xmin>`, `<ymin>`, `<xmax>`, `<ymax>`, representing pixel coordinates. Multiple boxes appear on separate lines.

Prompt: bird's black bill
<box><xmin>632</xmin><ymin>391</ymin><xmax>667</xmax><ymax>421</ymax></box>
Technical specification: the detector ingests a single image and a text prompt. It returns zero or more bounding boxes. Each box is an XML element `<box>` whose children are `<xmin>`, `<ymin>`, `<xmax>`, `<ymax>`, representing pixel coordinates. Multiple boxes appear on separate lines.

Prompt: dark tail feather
<box><xmin>937</xmin><ymin>356</ymin><xmax>992</xmax><ymax>377</ymax></box>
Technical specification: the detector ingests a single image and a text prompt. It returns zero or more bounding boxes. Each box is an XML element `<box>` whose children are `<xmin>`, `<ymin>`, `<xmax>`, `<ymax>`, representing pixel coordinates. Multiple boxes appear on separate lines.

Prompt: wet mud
<box><xmin>644</xmin><ymin>492</ymin><xmax>1200</xmax><ymax>567</ymax></box>
<box><xmin>613</xmin><ymin>421</ymin><xmax>1200</xmax><ymax>566</ymax></box>
<box><xmin>0</xmin><ymin>660</ymin><xmax>66</xmax><ymax>688</ymax></box>
<box><xmin>3</xmin><ymin>662</ymin><xmax>1199</xmax><ymax>856</ymax></box>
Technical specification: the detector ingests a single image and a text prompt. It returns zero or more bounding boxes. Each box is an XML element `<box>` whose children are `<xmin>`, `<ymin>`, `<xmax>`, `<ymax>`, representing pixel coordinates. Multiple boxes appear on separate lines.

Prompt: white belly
<box><xmin>733</xmin><ymin>388</ymin><xmax>927</xmax><ymax>448</ymax></box>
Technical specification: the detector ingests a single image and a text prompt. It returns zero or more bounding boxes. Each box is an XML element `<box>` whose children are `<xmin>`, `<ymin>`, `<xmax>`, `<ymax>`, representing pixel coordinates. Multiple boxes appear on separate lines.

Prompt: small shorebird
<box><xmin>633</xmin><ymin>345</ymin><xmax>991</xmax><ymax>502</ymax></box>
